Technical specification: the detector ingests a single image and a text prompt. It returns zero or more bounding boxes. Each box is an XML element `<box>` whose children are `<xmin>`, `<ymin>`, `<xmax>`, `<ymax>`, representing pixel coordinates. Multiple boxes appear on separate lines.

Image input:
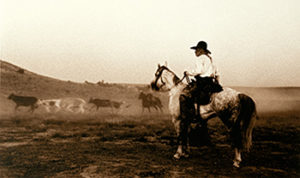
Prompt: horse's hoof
<box><xmin>233</xmin><ymin>162</ymin><xmax>240</xmax><ymax>168</ymax></box>
<box><xmin>182</xmin><ymin>152</ymin><xmax>189</xmax><ymax>158</ymax></box>
<box><xmin>173</xmin><ymin>152</ymin><xmax>189</xmax><ymax>159</ymax></box>
<box><xmin>173</xmin><ymin>153</ymin><xmax>181</xmax><ymax>159</ymax></box>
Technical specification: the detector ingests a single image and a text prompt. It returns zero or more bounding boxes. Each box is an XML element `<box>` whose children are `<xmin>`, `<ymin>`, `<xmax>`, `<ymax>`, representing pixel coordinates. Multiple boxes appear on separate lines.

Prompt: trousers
<box><xmin>180</xmin><ymin>76</ymin><xmax>222</xmax><ymax>120</ymax></box>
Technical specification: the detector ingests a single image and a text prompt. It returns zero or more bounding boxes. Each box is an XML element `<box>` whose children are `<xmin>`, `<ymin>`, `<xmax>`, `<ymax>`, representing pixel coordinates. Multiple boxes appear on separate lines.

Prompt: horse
<box><xmin>138</xmin><ymin>92</ymin><xmax>163</xmax><ymax>113</ymax></box>
<box><xmin>8</xmin><ymin>93</ymin><xmax>39</xmax><ymax>113</ymax></box>
<box><xmin>150</xmin><ymin>64</ymin><xmax>257</xmax><ymax>168</ymax></box>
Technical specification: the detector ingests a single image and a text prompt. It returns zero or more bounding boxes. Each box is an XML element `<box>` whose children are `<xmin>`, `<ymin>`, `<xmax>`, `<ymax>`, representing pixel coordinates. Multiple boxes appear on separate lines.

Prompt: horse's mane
<box><xmin>161</xmin><ymin>65</ymin><xmax>181</xmax><ymax>85</ymax></box>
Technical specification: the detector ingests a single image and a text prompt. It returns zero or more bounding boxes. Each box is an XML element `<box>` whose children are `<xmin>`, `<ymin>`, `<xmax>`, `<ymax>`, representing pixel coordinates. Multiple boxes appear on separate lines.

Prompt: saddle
<box><xmin>189</xmin><ymin>76</ymin><xmax>223</xmax><ymax>105</ymax></box>
<box><xmin>187</xmin><ymin>76</ymin><xmax>223</xmax><ymax>123</ymax></box>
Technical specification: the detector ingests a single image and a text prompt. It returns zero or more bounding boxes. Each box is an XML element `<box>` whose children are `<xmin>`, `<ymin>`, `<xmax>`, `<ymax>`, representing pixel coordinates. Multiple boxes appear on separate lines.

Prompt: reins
<box><xmin>154</xmin><ymin>65</ymin><xmax>191</xmax><ymax>88</ymax></box>
<box><xmin>175</xmin><ymin>73</ymin><xmax>190</xmax><ymax>85</ymax></box>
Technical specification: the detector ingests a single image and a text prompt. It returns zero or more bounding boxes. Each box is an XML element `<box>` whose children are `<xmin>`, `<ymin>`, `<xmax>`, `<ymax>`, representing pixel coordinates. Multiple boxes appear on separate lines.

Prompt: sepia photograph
<box><xmin>0</xmin><ymin>0</ymin><xmax>299</xmax><ymax>177</ymax></box>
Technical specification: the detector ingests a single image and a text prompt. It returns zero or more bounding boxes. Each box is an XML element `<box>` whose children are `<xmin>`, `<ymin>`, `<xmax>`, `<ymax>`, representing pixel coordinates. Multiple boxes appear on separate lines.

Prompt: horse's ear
<box><xmin>158</xmin><ymin>63</ymin><xmax>161</xmax><ymax>68</ymax></box>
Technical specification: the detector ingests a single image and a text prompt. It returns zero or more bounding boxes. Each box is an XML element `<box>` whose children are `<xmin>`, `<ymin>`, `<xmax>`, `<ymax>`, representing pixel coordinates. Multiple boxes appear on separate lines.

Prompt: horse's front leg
<box><xmin>172</xmin><ymin>116</ymin><xmax>189</xmax><ymax>159</ymax></box>
<box><xmin>233</xmin><ymin>148</ymin><xmax>242</xmax><ymax>168</ymax></box>
<box><xmin>173</xmin><ymin>94</ymin><xmax>195</xmax><ymax>159</ymax></box>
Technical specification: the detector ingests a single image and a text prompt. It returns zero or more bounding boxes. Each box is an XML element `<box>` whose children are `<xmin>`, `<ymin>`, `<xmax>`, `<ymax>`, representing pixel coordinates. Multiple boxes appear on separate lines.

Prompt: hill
<box><xmin>0</xmin><ymin>60</ymin><xmax>165</xmax><ymax>115</ymax></box>
<box><xmin>1</xmin><ymin>60</ymin><xmax>299</xmax><ymax>115</ymax></box>
<box><xmin>0</xmin><ymin>60</ymin><xmax>147</xmax><ymax>97</ymax></box>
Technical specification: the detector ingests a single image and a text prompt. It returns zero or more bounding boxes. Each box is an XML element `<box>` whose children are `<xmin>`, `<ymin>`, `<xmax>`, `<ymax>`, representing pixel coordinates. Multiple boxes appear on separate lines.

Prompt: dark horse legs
<box><xmin>173</xmin><ymin>94</ymin><xmax>195</xmax><ymax>158</ymax></box>
<box><xmin>179</xmin><ymin>95</ymin><xmax>194</xmax><ymax>146</ymax></box>
<box><xmin>174</xmin><ymin>93</ymin><xmax>212</xmax><ymax>159</ymax></box>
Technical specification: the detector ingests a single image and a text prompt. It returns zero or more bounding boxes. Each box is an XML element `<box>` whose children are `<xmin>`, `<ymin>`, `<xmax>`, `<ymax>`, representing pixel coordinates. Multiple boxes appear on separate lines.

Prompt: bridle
<box><xmin>152</xmin><ymin>66</ymin><xmax>187</xmax><ymax>91</ymax></box>
<box><xmin>152</xmin><ymin>66</ymin><xmax>167</xmax><ymax>90</ymax></box>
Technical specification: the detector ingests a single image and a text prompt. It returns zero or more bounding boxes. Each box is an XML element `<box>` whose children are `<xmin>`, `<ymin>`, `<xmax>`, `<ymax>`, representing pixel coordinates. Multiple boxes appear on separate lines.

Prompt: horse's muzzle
<box><xmin>151</xmin><ymin>81</ymin><xmax>159</xmax><ymax>91</ymax></box>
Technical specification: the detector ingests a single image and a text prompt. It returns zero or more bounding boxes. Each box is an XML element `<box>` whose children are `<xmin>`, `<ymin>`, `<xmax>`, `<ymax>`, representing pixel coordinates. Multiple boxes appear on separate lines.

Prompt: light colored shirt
<box><xmin>190</xmin><ymin>54</ymin><xmax>219</xmax><ymax>78</ymax></box>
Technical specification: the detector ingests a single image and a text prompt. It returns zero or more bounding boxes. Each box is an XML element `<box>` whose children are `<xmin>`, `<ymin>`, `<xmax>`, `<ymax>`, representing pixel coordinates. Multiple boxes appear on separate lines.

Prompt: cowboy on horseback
<box><xmin>150</xmin><ymin>57</ymin><xmax>257</xmax><ymax>166</ymax></box>
<box><xmin>180</xmin><ymin>41</ymin><xmax>223</xmax><ymax>122</ymax></box>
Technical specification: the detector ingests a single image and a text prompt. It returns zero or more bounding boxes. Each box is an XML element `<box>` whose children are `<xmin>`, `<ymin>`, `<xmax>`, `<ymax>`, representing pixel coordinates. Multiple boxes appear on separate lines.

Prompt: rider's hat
<box><xmin>190</xmin><ymin>41</ymin><xmax>211</xmax><ymax>54</ymax></box>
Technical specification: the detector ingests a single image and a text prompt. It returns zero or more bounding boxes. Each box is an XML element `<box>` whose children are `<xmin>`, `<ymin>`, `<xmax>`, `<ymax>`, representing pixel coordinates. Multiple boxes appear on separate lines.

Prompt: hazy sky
<box><xmin>1</xmin><ymin>0</ymin><xmax>300</xmax><ymax>86</ymax></box>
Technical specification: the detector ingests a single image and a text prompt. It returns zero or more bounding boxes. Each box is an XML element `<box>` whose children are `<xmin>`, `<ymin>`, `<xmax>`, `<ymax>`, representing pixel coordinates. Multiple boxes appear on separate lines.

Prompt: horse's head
<box><xmin>150</xmin><ymin>64</ymin><xmax>180</xmax><ymax>91</ymax></box>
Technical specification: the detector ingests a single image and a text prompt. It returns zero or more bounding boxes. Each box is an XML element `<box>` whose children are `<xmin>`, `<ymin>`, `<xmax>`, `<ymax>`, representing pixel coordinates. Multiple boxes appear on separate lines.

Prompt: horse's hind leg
<box><xmin>231</xmin><ymin>123</ymin><xmax>243</xmax><ymax>168</ymax></box>
<box><xmin>232</xmin><ymin>94</ymin><xmax>257</xmax><ymax>168</ymax></box>
<box><xmin>222</xmin><ymin>107</ymin><xmax>242</xmax><ymax>167</ymax></box>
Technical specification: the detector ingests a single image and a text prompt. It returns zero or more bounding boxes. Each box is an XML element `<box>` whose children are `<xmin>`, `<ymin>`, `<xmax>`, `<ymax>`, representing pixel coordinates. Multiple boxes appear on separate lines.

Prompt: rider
<box><xmin>180</xmin><ymin>41</ymin><xmax>222</xmax><ymax>121</ymax></box>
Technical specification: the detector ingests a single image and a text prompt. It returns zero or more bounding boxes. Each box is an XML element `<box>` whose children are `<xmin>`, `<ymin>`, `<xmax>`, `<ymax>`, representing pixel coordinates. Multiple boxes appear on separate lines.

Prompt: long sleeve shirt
<box><xmin>189</xmin><ymin>55</ymin><xmax>219</xmax><ymax>78</ymax></box>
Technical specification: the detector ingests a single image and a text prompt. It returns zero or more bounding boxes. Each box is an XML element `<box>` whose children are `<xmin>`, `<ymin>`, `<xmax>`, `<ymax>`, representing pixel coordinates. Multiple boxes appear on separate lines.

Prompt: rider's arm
<box><xmin>214</xmin><ymin>65</ymin><xmax>220</xmax><ymax>81</ymax></box>
<box><xmin>185</xmin><ymin>59</ymin><xmax>202</xmax><ymax>76</ymax></box>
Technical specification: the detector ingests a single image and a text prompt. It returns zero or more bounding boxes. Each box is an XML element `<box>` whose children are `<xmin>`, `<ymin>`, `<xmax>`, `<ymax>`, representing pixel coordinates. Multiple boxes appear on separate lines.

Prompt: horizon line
<box><xmin>1</xmin><ymin>60</ymin><xmax>299</xmax><ymax>88</ymax></box>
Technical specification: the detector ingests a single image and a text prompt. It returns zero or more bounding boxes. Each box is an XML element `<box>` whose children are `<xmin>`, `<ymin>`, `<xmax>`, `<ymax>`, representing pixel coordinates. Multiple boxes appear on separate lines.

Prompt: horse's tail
<box><xmin>238</xmin><ymin>93</ymin><xmax>257</xmax><ymax>152</ymax></box>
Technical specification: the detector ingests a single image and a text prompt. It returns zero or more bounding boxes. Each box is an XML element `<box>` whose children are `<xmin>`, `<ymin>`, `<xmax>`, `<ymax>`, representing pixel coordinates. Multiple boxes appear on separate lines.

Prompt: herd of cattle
<box><xmin>7</xmin><ymin>92</ymin><xmax>163</xmax><ymax>114</ymax></box>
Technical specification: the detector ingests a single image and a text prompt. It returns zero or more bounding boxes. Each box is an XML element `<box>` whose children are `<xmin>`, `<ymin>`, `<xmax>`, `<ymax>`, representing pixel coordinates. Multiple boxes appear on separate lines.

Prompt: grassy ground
<box><xmin>0</xmin><ymin>111</ymin><xmax>299</xmax><ymax>178</ymax></box>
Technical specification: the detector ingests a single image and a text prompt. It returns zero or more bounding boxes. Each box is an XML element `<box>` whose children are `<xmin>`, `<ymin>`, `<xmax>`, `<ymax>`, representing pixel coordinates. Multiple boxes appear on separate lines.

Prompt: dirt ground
<box><xmin>1</xmin><ymin>60</ymin><xmax>300</xmax><ymax>177</ymax></box>
<box><xmin>0</xmin><ymin>111</ymin><xmax>299</xmax><ymax>178</ymax></box>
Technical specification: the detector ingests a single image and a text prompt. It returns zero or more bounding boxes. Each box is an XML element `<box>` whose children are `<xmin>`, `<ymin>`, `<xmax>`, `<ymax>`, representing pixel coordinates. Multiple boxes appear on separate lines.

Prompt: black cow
<box><xmin>8</xmin><ymin>93</ymin><xmax>39</xmax><ymax>112</ymax></box>
<box><xmin>88</xmin><ymin>98</ymin><xmax>128</xmax><ymax>113</ymax></box>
